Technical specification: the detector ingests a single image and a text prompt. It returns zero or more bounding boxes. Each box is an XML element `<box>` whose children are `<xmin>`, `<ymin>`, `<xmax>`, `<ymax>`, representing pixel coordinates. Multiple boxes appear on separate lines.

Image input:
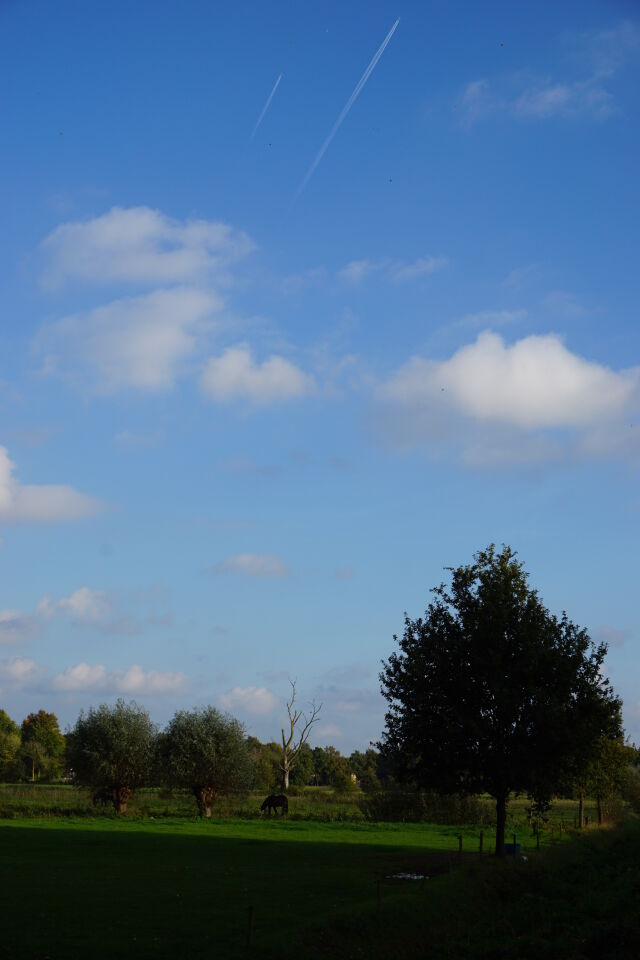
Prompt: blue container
<box><xmin>504</xmin><ymin>843</ymin><xmax>521</xmax><ymax>855</ymax></box>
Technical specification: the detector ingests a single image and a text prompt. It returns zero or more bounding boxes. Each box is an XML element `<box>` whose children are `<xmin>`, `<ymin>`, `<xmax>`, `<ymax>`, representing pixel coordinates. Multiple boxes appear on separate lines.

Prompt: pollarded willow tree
<box><xmin>67</xmin><ymin>699</ymin><xmax>156</xmax><ymax>813</ymax></box>
<box><xmin>160</xmin><ymin>707</ymin><xmax>252</xmax><ymax>817</ymax></box>
<box><xmin>379</xmin><ymin>544</ymin><xmax>622</xmax><ymax>856</ymax></box>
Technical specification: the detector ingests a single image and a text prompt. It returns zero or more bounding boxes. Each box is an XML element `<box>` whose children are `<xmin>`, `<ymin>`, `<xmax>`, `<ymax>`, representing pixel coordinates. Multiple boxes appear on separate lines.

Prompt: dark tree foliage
<box><xmin>249</xmin><ymin>738</ymin><xmax>316</xmax><ymax>791</ymax></box>
<box><xmin>0</xmin><ymin>708</ymin><xmax>21</xmax><ymax>781</ymax></box>
<box><xmin>160</xmin><ymin>707</ymin><xmax>252</xmax><ymax>817</ymax></box>
<box><xmin>67</xmin><ymin>699</ymin><xmax>156</xmax><ymax>813</ymax></box>
<box><xmin>21</xmin><ymin>710</ymin><xmax>66</xmax><ymax>781</ymax></box>
<box><xmin>312</xmin><ymin>745</ymin><xmax>354</xmax><ymax>790</ymax></box>
<box><xmin>379</xmin><ymin>544</ymin><xmax>622</xmax><ymax>856</ymax></box>
<box><xmin>589</xmin><ymin>734</ymin><xmax>637</xmax><ymax>824</ymax></box>
<box><xmin>349</xmin><ymin>749</ymin><xmax>381</xmax><ymax>792</ymax></box>
<box><xmin>247</xmin><ymin>737</ymin><xmax>281</xmax><ymax>791</ymax></box>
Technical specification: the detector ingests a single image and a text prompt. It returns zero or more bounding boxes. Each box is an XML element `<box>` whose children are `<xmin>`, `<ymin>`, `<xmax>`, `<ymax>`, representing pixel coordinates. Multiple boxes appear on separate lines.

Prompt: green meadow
<box><xmin>1</xmin><ymin>787</ymin><xmax>635</xmax><ymax>959</ymax></box>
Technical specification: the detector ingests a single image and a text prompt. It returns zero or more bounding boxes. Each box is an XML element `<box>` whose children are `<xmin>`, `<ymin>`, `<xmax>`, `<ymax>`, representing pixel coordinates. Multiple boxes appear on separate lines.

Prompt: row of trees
<box><xmin>0</xmin><ymin>700</ymin><xmax>381</xmax><ymax>815</ymax></box>
<box><xmin>69</xmin><ymin>703</ymin><xmax>391</xmax><ymax>816</ymax></box>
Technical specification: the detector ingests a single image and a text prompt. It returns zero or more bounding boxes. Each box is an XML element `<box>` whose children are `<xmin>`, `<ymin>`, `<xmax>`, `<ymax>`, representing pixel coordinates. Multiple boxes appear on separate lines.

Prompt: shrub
<box><xmin>360</xmin><ymin>787</ymin><xmax>494</xmax><ymax>824</ymax></box>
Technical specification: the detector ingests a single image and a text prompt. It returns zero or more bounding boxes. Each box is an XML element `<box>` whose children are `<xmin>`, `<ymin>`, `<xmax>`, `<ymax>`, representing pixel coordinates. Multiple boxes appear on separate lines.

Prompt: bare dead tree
<box><xmin>280</xmin><ymin>680</ymin><xmax>321</xmax><ymax>791</ymax></box>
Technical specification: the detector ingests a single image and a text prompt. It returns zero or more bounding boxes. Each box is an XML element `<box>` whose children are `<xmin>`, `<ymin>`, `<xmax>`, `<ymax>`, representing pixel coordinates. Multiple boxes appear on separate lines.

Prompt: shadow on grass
<box><xmin>0</xmin><ymin>820</ymin><xmax>438</xmax><ymax>960</ymax></box>
<box><xmin>2</xmin><ymin>819</ymin><xmax>637</xmax><ymax>960</ymax></box>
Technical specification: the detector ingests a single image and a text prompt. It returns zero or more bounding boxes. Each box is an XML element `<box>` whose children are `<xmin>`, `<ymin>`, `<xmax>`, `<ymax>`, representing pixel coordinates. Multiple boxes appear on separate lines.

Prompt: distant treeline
<box><xmin>2</xmin><ymin>702</ymin><xmax>639</xmax><ymax>823</ymax></box>
<box><xmin>0</xmin><ymin>703</ymin><xmax>385</xmax><ymax>793</ymax></box>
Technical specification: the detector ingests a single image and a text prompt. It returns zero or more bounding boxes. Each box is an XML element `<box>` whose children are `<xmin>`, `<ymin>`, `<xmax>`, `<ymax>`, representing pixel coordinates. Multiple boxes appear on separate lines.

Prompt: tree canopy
<box><xmin>160</xmin><ymin>707</ymin><xmax>252</xmax><ymax>817</ymax></box>
<box><xmin>21</xmin><ymin>710</ymin><xmax>66</xmax><ymax>781</ymax></box>
<box><xmin>0</xmin><ymin>709</ymin><xmax>21</xmax><ymax>781</ymax></box>
<box><xmin>67</xmin><ymin>699</ymin><xmax>156</xmax><ymax>813</ymax></box>
<box><xmin>379</xmin><ymin>544</ymin><xmax>622</xmax><ymax>855</ymax></box>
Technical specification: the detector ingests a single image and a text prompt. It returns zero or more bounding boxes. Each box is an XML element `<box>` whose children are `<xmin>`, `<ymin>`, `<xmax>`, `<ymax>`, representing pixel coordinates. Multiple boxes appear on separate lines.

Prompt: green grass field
<box><xmin>0</xmin><ymin>787</ymin><xmax>633</xmax><ymax>959</ymax></box>
<box><xmin>0</xmin><ymin>782</ymin><xmax>601</xmax><ymax>830</ymax></box>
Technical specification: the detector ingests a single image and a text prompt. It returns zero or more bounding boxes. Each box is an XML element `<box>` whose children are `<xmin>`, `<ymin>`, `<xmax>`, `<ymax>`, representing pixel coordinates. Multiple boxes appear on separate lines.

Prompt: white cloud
<box><xmin>0</xmin><ymin>657</ymin><xmax>43</xmax><ymax>688</ymax></box>
<box><xmin>382</xmin><ymin>331</ymin><xmax>638</xmax><ymax>429</ymax></box>
<box><xmin>52</xmin><ymin>662</ymin><xmax>187</xmax><ymax>694</ymax></box>
<box><xmin>459</xmin><ymin>79</ymin><xmax>495</xmax><ymax>126</ymax></box>
<box><xmin>0</xmin><ymin>446</ymin><xmax>102</xmax><ymax>522</ymax></box>
<box><xmin>118</xmin><ymin>665</ymin><xmax>187</xmax><ymax>695</ymax></box>
<box><xmin>389</xmin><ymin>256</ymin><xmax>449</xmax><ymax>283</ymax></box>
<box><xmin>378</xmin><ymin>331</ymin><xmax>640</xmax><ymax>462</ymax></box>
<box><xmin>36</xmin><ymin>587</ymin><xmax>111</xmax><ymax>623</ymax></box>
<box><xmin>338</xmin><ymin>259</ymin><xmax>379</xmax><ymax>284</ymax></box>
<box><xmin>211</xmin><ymin>554</ymin><xmax>290</xmax><ymax>578</ymax></box>
<box><xmin>37</xmin><ymin>287</ymin><xmax>219</xmax><ymax>392</ymax></box>
<box><xmin>513</xmin><ymin>80</ymin><xmax>614</xmax><ymax>120</ymax></box>
<box><xmin>201</xmin><ymin>346</ymin><xmax>313</xmax><ymax>404</ymax></box>
<box><xmin>501</xmin><ymin>264</ymin><xmax>539</xmax><ymax>289</ymax></box>
<box><xmin>41</xmin><ymin>206</ymin><xmax>255</xmax><ymax>289</ymax></box>
<box><xmin>0</xmin><ymin>610</ymin><xmax>36</xmax><ymax>646</ymax></box>
<box><xmin>219</xmin><ymin>685</ymin><xmax>279</xmax><ymax>716</ymax></box>
<box><xmin>459</xmin><ymin>23</ymin><xmax>638</xmax><ymax>129</ymax></box>
<box><xmin>577</xmin><ymin>20</ymin><xmax>640</xmax><ymax>78</ymax></box>
<box><xmin>459</xmin><ymin>77</ymin><xmax>612</xmax><ymax>125</ymax></box>
<box><xmin>52</xmin><ymin>663</ymin><xmax>108</xmax><ymax>691</ymax></box>
<box><xmin>338</xmin><ymin>256</ymin><xmax>448</xmax><ymax>285</ymax></box>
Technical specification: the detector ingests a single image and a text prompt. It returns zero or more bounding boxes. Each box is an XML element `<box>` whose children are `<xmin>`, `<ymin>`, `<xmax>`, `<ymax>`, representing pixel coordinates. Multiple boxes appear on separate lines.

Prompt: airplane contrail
<box><xmin>251</xmin><ymin>73</ymin><xmax>283</xmax><ymax>140</ymax></box>
<box><xmin>296</xmin><ymin>18</ymin><xmax>400</xmax><ymax>198</ymax></box>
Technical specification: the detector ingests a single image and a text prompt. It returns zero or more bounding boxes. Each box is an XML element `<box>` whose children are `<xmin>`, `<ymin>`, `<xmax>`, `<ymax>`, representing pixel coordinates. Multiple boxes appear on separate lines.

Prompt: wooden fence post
<box><xmin>479</xmin><ymin>830</ymin><xmax>483</xmax><ymax>855</ymax></box>
<box><xmin>458</xmin><ymin>834</ymin><xmax>463</xmax><ymax>857</ymax></box>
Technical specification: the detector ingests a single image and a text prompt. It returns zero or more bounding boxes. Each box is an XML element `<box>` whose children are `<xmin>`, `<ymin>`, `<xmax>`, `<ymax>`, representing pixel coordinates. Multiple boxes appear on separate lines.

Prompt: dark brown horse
<box><xmin>261</xmin><ymin>794</ymin><xmax>288</xmax><ymax>816</ymax></box>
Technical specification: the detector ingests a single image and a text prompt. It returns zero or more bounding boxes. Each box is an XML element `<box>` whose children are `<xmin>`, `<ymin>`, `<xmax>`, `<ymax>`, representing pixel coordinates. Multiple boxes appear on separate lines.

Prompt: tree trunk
<box><xmin>495</xmin><ymin>793</ymin><xmax>508</xmax><ymax>858</ymax></box>
<box><xmin>282</xmin><ymin>764</ymin><xmax>290</xmax><ymax>792</ymax></box>
<box><xmin>114</xmin><ymin>785</ymin><xmax>132</xmax><ymax>815</ymax></box>
<box><xmin>578</xmin><ymin>793</ymin><xmax>584</xmax><ymax>829</ymax></box>
<box><xmin>194</xmin><ymin>786</ymin><xmax>216</xmax><ymax>818</ymax></box>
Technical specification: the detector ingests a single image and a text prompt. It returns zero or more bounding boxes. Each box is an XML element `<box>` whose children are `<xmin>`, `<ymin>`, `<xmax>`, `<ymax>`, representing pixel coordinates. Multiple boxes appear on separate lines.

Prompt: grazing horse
<box><xmin>261</xmin><ymin>794</ymin><xmax>288</xmax><ymax>816</ymax></box>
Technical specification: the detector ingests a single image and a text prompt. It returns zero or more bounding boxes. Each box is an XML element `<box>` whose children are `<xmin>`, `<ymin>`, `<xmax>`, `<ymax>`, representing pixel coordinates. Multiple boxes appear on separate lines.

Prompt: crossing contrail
<box><xmin>296</xmin><ymin>18</ymin><xmax>400</xmax><ymax>198</ymax></box>
<box><xmin>251</xmin><ymin>73</ymin><xmax>283</xmax><ymax>140</ymax></box>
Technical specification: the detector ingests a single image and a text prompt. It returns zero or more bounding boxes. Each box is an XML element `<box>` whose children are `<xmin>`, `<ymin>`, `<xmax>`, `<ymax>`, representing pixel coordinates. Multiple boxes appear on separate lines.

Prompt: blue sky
<box><xmin>1</xmin><ymin>0</ymin><xmax>639</xmax><ymax>752</ymax></box>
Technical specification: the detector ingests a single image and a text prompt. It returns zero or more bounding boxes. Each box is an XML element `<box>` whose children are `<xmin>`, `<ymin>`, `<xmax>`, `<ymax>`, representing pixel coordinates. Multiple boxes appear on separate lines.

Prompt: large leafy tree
<box><xmin>0</xmin><ymin>709</ymin><xmax>21</xmax><ymax>781</ymax></box>
<box><xmin>379</xmin><ymin>544</ymin><xmax>622</xmax><ymax>856</ymax></box>
<box><xmin>160</xmin><ymin>707</ymin><xmax>252</xmax><ymax>817</ymax></box>
<box><xmin>20</xmin><ymin>710</ymin><xmax>66</xmax><ymax>781</ymax></box>
<box><xmin>67</xmin><ymin>699</ymin><xmax>156</xmax><ymax>813</ymax></box>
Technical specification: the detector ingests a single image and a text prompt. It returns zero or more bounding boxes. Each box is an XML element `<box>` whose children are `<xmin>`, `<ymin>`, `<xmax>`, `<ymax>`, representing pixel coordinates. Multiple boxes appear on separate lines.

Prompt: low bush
<box><xmin>360</xmin><ymin>787</ymin><xmax>494</xmax><ymax>824</ymax></box>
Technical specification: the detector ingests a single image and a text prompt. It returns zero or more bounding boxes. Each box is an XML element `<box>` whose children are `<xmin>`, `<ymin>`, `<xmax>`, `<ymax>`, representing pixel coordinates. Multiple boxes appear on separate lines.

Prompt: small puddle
<box><xmin>385</xmin><ymin>872</ymin><xmax>428</xmax><ymax>881</ymax></box>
